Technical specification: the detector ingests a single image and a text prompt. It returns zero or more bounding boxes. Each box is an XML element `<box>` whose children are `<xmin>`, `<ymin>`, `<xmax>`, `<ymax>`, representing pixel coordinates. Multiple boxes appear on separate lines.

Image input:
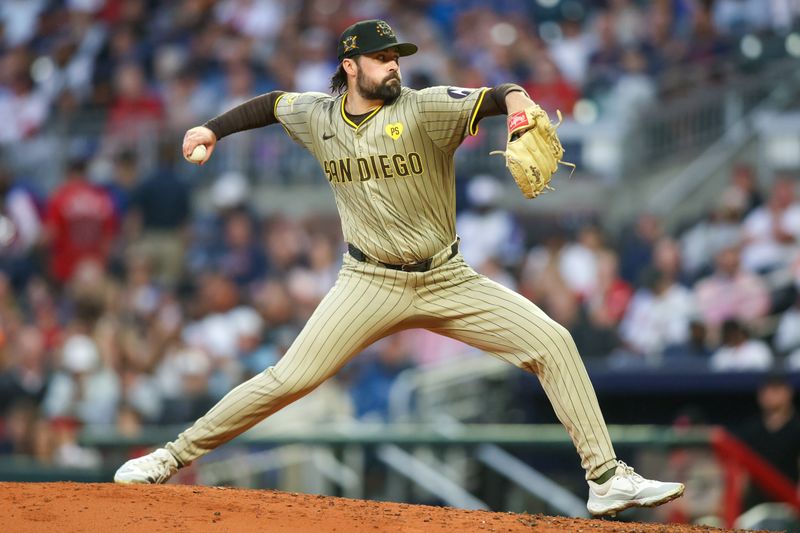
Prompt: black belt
<box><xmin>347</xmin><ymin>241</ymin><xmax>459</xmax><ymax>272</ymax></box>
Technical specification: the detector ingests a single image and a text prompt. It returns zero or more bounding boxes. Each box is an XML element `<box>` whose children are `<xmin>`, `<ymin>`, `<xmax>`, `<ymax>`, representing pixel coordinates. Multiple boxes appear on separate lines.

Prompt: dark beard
<box><xmin>356</xmin><ymin>70</ymin><xmax>402</xmax><ymax>101</ymax></box>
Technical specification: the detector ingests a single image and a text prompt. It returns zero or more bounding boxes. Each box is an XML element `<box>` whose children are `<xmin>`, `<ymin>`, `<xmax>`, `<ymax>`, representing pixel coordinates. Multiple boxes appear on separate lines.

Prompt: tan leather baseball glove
<box><xmin>490</xmin><ymin>105</ymin><xmax>573</xmax><ymax>199</ymax></box>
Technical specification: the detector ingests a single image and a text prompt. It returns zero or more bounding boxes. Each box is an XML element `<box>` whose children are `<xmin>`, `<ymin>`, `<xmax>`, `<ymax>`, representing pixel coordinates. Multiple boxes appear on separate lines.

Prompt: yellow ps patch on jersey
<box><xmin>385</xmin><ymin>123</ymin><xmax>403</xmax><ymax>140</ymax></box>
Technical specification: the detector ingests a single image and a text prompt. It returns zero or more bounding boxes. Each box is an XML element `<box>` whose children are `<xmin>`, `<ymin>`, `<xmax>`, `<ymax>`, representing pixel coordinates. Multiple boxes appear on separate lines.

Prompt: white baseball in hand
<box><xmin>188</xmin><ymin>144</ymin><xmax>207</xmax><ymax>163</ymax></box>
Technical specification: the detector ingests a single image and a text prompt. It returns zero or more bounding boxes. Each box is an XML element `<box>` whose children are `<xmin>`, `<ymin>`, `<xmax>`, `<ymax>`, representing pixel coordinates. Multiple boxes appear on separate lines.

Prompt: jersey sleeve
<box><xmin>414</xmin><ymin>86</ymin><xmax>489</xmax><ymax>153</ymax></box>
<box><xmin>273</xmin><ymin>92</ymin><xmax>330</xmax><ymax>150</ymax></box>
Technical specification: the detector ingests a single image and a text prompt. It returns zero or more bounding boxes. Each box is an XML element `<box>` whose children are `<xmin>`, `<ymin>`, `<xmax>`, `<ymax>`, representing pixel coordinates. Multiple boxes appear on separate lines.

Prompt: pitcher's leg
<box><xmin>166</xmin><ymin>264</ymin><xmax>414</xmax><ymax>465</ymax></box>
<box><xmin>417</xmin><ymin>260</ymin><xmax>616</xmax><ymax>479</ymax></box>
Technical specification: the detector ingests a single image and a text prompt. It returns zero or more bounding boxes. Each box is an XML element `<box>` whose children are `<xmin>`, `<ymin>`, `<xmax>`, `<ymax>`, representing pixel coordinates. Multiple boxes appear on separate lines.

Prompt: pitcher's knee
<box><xmin>542</xmin><ymin>319</ymin><xmax>579</xmax><ymax>352</ymax></box>
<box><xmin>264</xmin><ymin>365</ymin><xmax>320</xmax><ymax>397</ymax></box>
<box><xmin>514</xmin><ymin>320</ymin><xmax>579</xmax><ymax>371</ymax></box>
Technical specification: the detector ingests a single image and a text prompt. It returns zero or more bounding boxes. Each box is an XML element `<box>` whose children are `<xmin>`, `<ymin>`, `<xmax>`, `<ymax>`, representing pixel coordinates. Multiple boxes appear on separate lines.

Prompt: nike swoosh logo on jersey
<box><xmin>323</xmin><ymin>132</ymin><xmax>335</xmax><ymax>140</ymax></box>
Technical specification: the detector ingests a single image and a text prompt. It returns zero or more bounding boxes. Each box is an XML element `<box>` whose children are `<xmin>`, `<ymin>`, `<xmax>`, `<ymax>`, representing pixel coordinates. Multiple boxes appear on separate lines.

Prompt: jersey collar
<box><xmin>340</xmin><ymin>93</ymin><xmax>383</xmax><ymax>130</ymax></box>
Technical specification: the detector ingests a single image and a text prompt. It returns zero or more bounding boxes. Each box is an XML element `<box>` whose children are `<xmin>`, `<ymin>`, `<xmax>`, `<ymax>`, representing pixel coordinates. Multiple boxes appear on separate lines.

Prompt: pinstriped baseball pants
<box><xmin>166</xmin><ymin>252</ymin><xmax>618</xmax><ymax>479</ymax></box>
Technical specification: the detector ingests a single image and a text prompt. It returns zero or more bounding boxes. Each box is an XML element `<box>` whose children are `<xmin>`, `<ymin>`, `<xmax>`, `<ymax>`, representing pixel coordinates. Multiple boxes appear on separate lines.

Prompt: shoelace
<box><xmin>133</xmin><ymin>451</ymin><xmax>172</xmax><ymax>471</ymax></box>
<box><xmin>616</xmin><ymin>461</ymin><xmax>644</xmax><ymax>482</ymax></box>
<box><xmin>156</xmin><ymin>452</ymin><xmax>176</xmax><ymax>469</ymax></box>
<box><xmin>144</xmin><ymin>452</ymin><xmax>175</xmax><ymax>482</ymax></box>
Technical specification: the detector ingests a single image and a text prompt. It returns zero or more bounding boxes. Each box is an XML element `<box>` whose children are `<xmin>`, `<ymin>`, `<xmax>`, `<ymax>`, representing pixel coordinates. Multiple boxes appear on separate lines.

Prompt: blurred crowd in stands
<box><xmin>2</xmin><ymin>151</ymin><xmax>800</xmax><ymax>468</ymax></box>
<box><xmin>0</xmin><ymin>0</ymin><xmax>799</xmax><ymax>472</ymax></box>
<box><xmin>1</xmin><ymin>0</ymin><xmax>799</xmax><ymax>173</ymax></box>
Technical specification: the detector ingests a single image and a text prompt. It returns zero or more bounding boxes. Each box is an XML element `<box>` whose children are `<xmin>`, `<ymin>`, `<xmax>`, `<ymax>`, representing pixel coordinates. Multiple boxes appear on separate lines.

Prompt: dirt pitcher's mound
<box><xmin>2</xmin><ymin>482</ymin><xmax>734</xmax><ymax>532</ymax></box>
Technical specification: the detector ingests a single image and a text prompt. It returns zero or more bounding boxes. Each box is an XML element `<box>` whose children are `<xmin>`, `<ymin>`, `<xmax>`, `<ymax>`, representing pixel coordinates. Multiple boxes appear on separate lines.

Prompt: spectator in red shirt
<box><xmin>523</xmin><ymin>57</ymin><xmax>580</xmax><ymax>118</ymax></box>
<box><xmin>44</xmin><ymin>158</ymin><xmax>118</xmax><ymax>284</ymax></box>
<box><xmin>106</xmin><ymin>62</ymin><xmax>163</xmax><ymax>143</ymax></box>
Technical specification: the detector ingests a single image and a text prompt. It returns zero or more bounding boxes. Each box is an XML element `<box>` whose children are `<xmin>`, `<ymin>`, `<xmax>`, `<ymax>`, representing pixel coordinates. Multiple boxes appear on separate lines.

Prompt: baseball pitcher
<box><xmin>115</xmin><ymin>19</ymin><xmax>684</xmax><ymax>517</ymax></box>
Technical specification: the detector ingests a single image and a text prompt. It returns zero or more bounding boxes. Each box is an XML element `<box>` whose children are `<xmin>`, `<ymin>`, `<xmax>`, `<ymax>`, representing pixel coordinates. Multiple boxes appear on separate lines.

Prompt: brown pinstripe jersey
<box><xmin>274</xmin><ymin>86</ymin><xmax>488</xmax><ymax>264</ymax></box>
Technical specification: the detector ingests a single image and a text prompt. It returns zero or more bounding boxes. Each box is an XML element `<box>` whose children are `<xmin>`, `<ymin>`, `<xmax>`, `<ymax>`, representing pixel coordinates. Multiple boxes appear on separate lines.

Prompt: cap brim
<box><xmin>363</xmin><ymin>42</ymin><xmax>418</xmax><ymax>57</ymax></box>
<box><xmin>395</xmin><ymin>43</ymin><xmax>418</xmax><ymax>57</ymax></box>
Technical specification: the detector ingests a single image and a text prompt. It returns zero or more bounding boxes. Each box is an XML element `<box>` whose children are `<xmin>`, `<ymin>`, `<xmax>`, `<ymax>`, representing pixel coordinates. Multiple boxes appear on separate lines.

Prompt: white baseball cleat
<box><xmin>587</xmin><ymin>461</ymin><xmax>685</xmax><ymax>517</ymax></box>
<box><xmin>114</xmin><ymin>448</ymin><xmax>180</xmax><ymax>484</ymax></box>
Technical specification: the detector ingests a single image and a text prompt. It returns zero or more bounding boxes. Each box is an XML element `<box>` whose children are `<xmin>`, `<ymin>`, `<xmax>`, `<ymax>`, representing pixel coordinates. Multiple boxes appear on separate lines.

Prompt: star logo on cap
<box><xmin>342</xmin><ymin>35</ymin><xmax>358</xmax><ymax>53</ymax></box>
<box><xmin>376</xmin><ymin>21</ymin><xmax>395</xmax><ymax>37</ymax></box>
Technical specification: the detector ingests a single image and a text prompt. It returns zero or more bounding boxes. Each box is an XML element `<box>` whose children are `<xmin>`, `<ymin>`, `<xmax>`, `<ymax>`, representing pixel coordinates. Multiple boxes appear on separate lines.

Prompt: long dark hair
<box><xmin>329</xmin><ymin>62</ymin><xmax>348</xmax><ymax>94</ymax></box>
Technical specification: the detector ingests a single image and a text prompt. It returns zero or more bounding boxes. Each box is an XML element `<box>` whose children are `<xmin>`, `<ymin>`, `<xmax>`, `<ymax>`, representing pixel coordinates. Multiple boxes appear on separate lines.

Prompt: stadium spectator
<box><xmin>554</xmin><ymin>284</ymin><xmax>620</xmax><ymax>361</ymax></box>
<box><xmin>685</xmin><ymin>2</ymin><xmax>732</xmax><ymax>70</ymax></box>
<box><xmin>477</xmin><ymin>256</ymin><xmax>518</xmax><ymax>290</ymax></box>
<box><xmin>105</xmin><ymin>62</ymin><xmax>164</xmax><ymax>145</ymax></box>
<box><xmin>618</xmin><ymin>270</ymin><xmax>695</xmax><ymax>361</ymax></box>
<box><xmin>740</xmin><ymin>177</ymin><xmax>800</xmax><ymax>274</ymax></box>
<box><xmin>662</xmin><ymin>318</ymin><xmax>713</xmax><ymax>361</ymax></box>
<box><xmin>522</xmin><ymin>56</ymin><xmax>580</xmax><ymax>118</ymax></box>
<box><xmin>736</xmin><ymin>372</ymin><xmax>800</xmax><ymax>510</ymax></box>
<box><xmin>217</xmin><ymin>209</ymin><xmax>268</xmax><ymax>289</ymax></box>
<box><xmin>640</xmin><ymin>1</ymin><xmax>689</xmax><ymax>94</ymax></box>
<box><xmin>0</xmin><ymin>0</ymin><xmax>48</xmax><ymax>47</ymax></box>
<box><xmin>35</xmin><ymin>34</ymin><xmax>101</xmax><ymax>108</ymax></box>
<box><xmin>349</xmin><ymin>332</ymin><xmax>415</xmax><ymax>421</ymax></box>
<box><xmin>229</xmin><ymin>305</ymin><xmax>277</xmax><ymax>379</ymax></box>
<box><xmin>619</xmin><ymin>213</ymin><xmax>662</xmax><ymax>285</ymax></box>
<box><xmin>214</xmin><ymin>0</ymin><xmax>286</xmax><ymax>43</ymax></box>
<box><xmin>104</xmin><ymin>150</ymin><xmax>140</xmax><ymax>220</ymax></box>
<box><xmin>128</xmin><ymin>148</ymin><xmax>191</xmax><ymax>288</ymax></box>
<box><xmin>252</xmin><ymin>277</ymin><xmax>302</xmax><ymax>358</ymax></box>
<box><xmin>155</xmin><ymin>344</ymin><xmax>215</xmax><ymax>423</ymax></box>
<box><xmin>0</xmin><ymin>165</ymin><xmax>43</xmax><ymax>288</ymax></box>
<box><xmin>120</xmin><ymin>252</ymin><xmax>161</xmax><ymax>321</ymax></box>
<box><xmin>160</xmin><ymin>66</ymin><xmax>217</xmax><ymax>134</ymax></box>
<box><xmin>694</xmin><ymin>245</ymin><xmax>770</xmax><ymax>331</ymax></box>
<box><xmin>187</xmin><ymin>170</ymin><xmax>253</xmax><ymax>276</ymax></box>
<box><xmin>777</xmin><ymin>295</ymin><xmax>800</xmax><ymax>362</ymax></box>
<box><xmin>713</xmin><ymin>0</ymin><xmax>766</xmax><ymax>35</ymax></box>
<box><xmin>50</xmin><ymin>416</ymin><xmax>102</xmax><ymax>469</ymax></box>
<box><xmin>680</xmin><ymin>187</ymin><xmax>746</xmax><ymax>282</ymax></box>
<box><xmin>559</xmin><ymin>224</ymin><xmax>610</xmax><ymax>301</ymax></box>
<box><xmin>263</xmin><ymin>216</ymin><xmax>309</xmax><ymax>279</ymax></box>
<box><xmin>0</xmin><ymin>69</ymin><xmax>49</xmax><ymax>145</ymax></box>
<box><xmin>650</xmin><ymin>237</ymin><xmax>688</xmax><ymax>287</ymax></box>
<box><xmin>602</xmin><ymin>46</ymin><xmax>656</xmax><ymax>128</ymax></box>
<box><xmin>295</xmin><ymin>27</ymin><xmax>336</xmax><ymax>93</ymax></box>
<box><xmin>549</xmin><ymin>18</ymin><xmax>591</xmax><ymax>87</ymax></box>
<box><xmin>43</xmin><ymin>157</ymin><xmax>117</xmax><ymax>285</ymax></box>
<box><xmin>586</xmin><ymin>250</ymin><xmax>633</xmax><ymax>327</ymax></box>
<box><xmin>585</xmin><ymin>11</ymin><xmax>624</xmax><ymax>97</ymax></box>
<box><xmin>3</xmin><ymin>326</ymin><xmax>49</xmax><ymax>407</ymax></box>
<box><xmin>456</xmin><ymin>174</ymin><xmax>523</xmax><ymax>271</ymax></box>
<box><xmin>728</xmin><ymin>163</ymin><xmax>763</xmax><ymax>216</ymax></box>
<box><xmin>709</xmin><ymin>320</ymin><xmax>773</xmax><ymax>372</ymax></box>
<box><xmin>42</xmin><ymin>334</ymin><xmax>120</xmax><ymax>425</ymax></box>
<box><xmin>24</xmin><ymin>276</ymin><xmax>63</xmax><ymax>351</ymax></box>
<box><xmin>0</xmin><ymin>398</ymin><xmax>37</xmax><ymax>455</ymax></box>
<box><xmin>285</xmin><ymin>232</ymin><xmax>340</xmax><ymax>312</ymax></box>
<box><xmin>520</xmin><ymin>229</ymin><xmax>567</xmax><ymax>304</ymax></box>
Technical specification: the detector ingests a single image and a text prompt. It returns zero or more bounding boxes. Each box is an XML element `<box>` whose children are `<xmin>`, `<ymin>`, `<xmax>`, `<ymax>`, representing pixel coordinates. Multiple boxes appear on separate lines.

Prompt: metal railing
<box><xmin>388</xmin><ymin>352</ymin><xmax>512</xmax><ymax>423</ymax></box>
<box><xmin>644</xmin><ymin>63</ymin><xmax>800</xmax><ymax>221</ymax></box>
<box><xmin>78</xmin><ymin>421</ymin><xmax>713</xmax><ymax>448</ymax></box>
<box><xmin>622</xmin><ymin>59</ymin><xmax>797</xmax><ymax>177</ymax></box>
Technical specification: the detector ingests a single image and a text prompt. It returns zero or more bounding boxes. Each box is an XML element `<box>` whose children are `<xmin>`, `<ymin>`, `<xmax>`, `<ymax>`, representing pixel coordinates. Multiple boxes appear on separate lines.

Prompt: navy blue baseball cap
<box><xmin>337</xmin><ymin>20</ymin><xmax>417</xmax><ymax>62</ymax></box>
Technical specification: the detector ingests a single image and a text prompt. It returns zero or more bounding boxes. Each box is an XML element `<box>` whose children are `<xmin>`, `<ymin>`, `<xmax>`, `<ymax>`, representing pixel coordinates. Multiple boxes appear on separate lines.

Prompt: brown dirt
<box><xmin>1</xmin><ymin>482</ymin><xmax>744</xmax><ymax>533</ymax></box>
